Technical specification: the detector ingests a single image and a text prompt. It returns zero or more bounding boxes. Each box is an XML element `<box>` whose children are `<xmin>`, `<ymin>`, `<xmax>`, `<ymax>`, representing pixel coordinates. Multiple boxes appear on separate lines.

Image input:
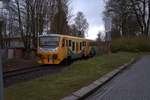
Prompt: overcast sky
<box><xmin>71</xmin><ymin>0</ymin><xmax>105</xmax><ymax>40</ymax></box>
<box><xmin>0</xmin><ymin>1</ymin><xmax>2</xmax><ymax>8</ymax></box>
<box><xmin>0</xmin><ymin>1</ymin><xmax>105</xmax><ymax>40</ymax></box>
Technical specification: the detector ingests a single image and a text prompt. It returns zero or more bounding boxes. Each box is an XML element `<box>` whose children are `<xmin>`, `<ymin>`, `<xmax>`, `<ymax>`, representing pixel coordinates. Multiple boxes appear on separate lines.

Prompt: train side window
<box><xmin>76</xmin><ymin>42</ymin><xmax>78</xmax><ymax>51</ymax></box>
<box><xmin>62</xmin><ymin>39</ymin><xmax>65</xmax><ymax>47</ymax></box>
<box><xmin>85</xmin><ymin>42</ymin><xmax>87</xmax><ymax>46</ymax></box>
<box><xmin>83</xmin><ymin>42</ymin><xmax>85</xmax><ymax>46</ymax></box>
<box><xmin>89</xmin><ymin>42</ymin><xmax>92</xmax><ymax>46</ymax></box>
<box><xmin>72</xmin><ymin>42</ymin><xmax>75</xmax><ymax>51</ymax></box>
<box><xmin>66</xmin><ymin>40</ymin><xmax>68</xmax><ymax>47</ymax></box>
<box><xmin>69</xmin><ymin>40</ymin><xmax>72</xmax><ymax>47</ymax></box>
<box><xmin>83</xmin><ymin>41</ymin><xmax>87</xmax><ymax>46</ymax></box>
<box><xmin>83</xmin><ymin>41</ymin><xmax>86</xmax><ymax>46</ymax></box>
<box><xmin>80</xmin><ymin>42</ymin><xmax>82</xmax><ymax>50</ymax></box>
<box><xmin>92</xmin><ymin>42</ymin><xmax>96</xmax><ymax>46</ymax></box>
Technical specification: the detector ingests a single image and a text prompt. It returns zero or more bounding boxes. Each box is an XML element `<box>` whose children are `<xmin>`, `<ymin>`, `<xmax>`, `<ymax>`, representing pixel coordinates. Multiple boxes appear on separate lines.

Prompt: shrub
<box><xmin>111</xmin><ymin>36</ymin><xmax>150</xmax><ymax>52</ymax></box>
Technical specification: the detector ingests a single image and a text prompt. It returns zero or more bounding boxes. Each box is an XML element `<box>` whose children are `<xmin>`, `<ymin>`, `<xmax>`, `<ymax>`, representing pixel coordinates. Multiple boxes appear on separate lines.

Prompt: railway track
<box><xmin>4</xmin><ymin>64</ymin><xmax>67</xmax><ymax>78</ymax></box>
<box><xmin>4</xmin><ymin>65</ymin><xmax>45</xmax><ymax>78</ymax></box>
<box><xmin>4</xmin><ymin>64</ymin><xmax>67</xmax><ymax>87</ymax></box>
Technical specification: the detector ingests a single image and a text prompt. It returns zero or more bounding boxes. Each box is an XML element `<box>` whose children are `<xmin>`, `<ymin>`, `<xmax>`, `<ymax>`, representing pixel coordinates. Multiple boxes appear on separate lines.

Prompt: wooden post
<box><xmin>0</xmin><ymin>49</ymin><xmax>4</xmax><ymax>100</ymax></box>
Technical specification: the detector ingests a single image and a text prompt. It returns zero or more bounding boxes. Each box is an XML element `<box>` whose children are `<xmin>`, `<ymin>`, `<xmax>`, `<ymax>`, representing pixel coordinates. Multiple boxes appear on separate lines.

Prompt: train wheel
<box><xmin>67</xmin><ymin>57</ymin><xmax>72</xmax><ymax>65</ymax></box>
<box><xmin>82</xmin><ymin>54</ymin><xmax>88</xmax><ymax>59</ymax></box>
<box><xmin>64</xmin><ymin>56</ymin><xmax>72</xmax><ymax>65</ymax></box>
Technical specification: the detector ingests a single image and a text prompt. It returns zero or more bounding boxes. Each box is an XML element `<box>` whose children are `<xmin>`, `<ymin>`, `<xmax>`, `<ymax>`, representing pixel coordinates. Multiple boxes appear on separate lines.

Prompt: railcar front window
<box><xmin>40</xmin><ymin>36</ymin><xmax>59</xmax><ymax>48</ymax></box>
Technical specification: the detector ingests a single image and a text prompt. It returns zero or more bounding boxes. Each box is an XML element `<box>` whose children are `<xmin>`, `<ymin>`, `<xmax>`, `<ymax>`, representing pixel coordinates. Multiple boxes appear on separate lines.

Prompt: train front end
<box><xmin>37</xmin><ymin>34</ymin><xmax>61</xmax><ymax>64</ymax></box>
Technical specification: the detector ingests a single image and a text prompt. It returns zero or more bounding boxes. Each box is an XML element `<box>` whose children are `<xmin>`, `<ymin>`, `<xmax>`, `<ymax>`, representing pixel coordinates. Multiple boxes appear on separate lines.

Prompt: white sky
<box><xmin>71</xmin><ymin>0</ymin><xmax>105</xmax><ymax>40</ymax></box>
<box><xmin>0</xmin><ymin>1</ymin><xmax>2</xmax><ymax>8</ymax></box>
<box><xmin>0</xmin><ymin>1</ymin><xmax>105</xmax><ymax>40</ymax></box>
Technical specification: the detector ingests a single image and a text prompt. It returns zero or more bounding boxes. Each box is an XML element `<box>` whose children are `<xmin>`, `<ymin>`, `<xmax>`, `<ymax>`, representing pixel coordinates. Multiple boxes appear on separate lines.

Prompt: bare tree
<box><xmin>74</xmin><ymin>11</ymin><xmax>89</xmax><ymax>38</ymax></box>
<box><xmin>2</xmin><ymin>0</ymin><xmax>74</xmax><ymax>51</ymax></box>
<box><xmin>97</xmin><ymin>31</ymin><xmax>102</xmax><ymax>42</ymax></box>
<box><xmin>104</xmin><ymin>0</ymin><xmax>141</xmax><ymax>37</ymax></box>
<box><xmin>3</xmin><ymin>0</ymin><xmax>57</xmax><ymax>51</ymax></box>
<box><xmin>50</xmin><ymin>0</ymin><xmax>71</xmax><ymax>35</ymax></box>
<box><xmin>104</xmin><ymin>0</ymin><xmax>150</xmax><ymax>37</ymax></box>
<box><xmin>0</xmin><ymin>1</ymin><xmax>9</xmax><ymax>48</ymax></box>
<box><xmin>130</xmin><ymin>0</ymin><xmax>150</xmax><ymax>36</ymax></box>
<box><xmin>69</xmin><ymin>24</ymin><xmax>79</xmax><ymax>36</ymax></box>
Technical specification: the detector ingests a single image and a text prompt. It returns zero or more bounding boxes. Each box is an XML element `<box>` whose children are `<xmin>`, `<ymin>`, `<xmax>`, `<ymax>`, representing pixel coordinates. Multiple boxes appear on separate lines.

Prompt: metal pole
<box><xmin>0</xmin><ymin>49</ymin><xmax>4</xmax><ymax>100</ymax></box>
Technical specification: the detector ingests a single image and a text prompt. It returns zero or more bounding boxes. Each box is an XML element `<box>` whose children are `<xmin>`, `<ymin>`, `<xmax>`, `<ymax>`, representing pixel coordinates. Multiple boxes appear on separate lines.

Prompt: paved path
<box><xmin>85</xmin><ymin>55</ymin><xmax>150</xmax><ymax>100</ymax></box>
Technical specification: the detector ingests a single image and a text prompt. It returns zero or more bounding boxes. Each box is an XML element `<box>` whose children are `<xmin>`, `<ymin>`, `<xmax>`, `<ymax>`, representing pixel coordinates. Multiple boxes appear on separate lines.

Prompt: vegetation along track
<box><xmin>4</xmin><ymin>64</ymin><xmax>67</xmax><ymax>87</ymax></box>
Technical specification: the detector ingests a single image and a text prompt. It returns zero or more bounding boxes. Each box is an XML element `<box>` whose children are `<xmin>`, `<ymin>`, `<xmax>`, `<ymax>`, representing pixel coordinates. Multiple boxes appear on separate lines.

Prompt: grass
<box><xmin>5</xmin><ymin>52</ymin><xmax>137</xmax><ymax>100</ymax></box>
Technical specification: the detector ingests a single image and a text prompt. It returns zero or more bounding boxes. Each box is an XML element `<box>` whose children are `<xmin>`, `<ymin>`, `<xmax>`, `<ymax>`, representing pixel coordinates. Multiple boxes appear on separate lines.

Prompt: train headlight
<box><xmin>54</xmin><ymin>48</ymin><xmax>58</xmax><ymax>52</ymax></box>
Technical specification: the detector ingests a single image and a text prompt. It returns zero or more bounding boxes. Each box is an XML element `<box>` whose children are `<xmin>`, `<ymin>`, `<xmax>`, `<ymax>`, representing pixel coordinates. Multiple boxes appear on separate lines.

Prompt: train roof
<box><xmin>39</xmin><ymin>34</ymin><xmax>61</xmax><ymax>37</ymax></box>
<box><xmin>39</xmin><ymin>34</ymin><xmax>95</xmax><ymax>41</ymax></box>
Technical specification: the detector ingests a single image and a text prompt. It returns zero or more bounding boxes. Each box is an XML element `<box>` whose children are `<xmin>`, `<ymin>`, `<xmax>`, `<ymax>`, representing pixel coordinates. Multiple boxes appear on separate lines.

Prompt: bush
<box><xmin>111</xmin><ymin>36</ymin><xmax>150</xmax><ymax>52</ymax></box>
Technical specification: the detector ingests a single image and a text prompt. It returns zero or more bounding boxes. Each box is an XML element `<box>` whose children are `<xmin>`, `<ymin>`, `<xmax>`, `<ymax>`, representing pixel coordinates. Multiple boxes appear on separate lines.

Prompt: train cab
<box><xmin>37</xmin><ymin>34</ymin><xmax>96</xmax><ymax>64</ymax></box>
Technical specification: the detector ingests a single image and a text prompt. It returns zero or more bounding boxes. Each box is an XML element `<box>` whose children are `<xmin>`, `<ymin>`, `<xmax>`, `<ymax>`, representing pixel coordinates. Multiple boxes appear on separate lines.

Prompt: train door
<box><xmin>83</xmin><ymin>41</ymin><xmax>87</xmax><ymax>56</ymax></box>
<box><xmin>60</xmin><ymin>37</ymin><xmax>67</xmax><ymax>59</ymax></box>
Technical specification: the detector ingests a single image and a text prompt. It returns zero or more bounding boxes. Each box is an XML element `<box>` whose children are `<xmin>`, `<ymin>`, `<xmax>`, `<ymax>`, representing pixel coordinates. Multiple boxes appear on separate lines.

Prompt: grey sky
<box><xmin>71</xmin><ymin>0</ymin><xmax>105</xmax><ymax>40</ymax></box>
<box><xmin>0</xmin><ymin>1</ymin><xmax>2</xmax><ymax>8</ymax></box>
<box><xmin>0</xmin><ymin>0</ymin><xmax>105</xmax><ymax>40</ymax></box>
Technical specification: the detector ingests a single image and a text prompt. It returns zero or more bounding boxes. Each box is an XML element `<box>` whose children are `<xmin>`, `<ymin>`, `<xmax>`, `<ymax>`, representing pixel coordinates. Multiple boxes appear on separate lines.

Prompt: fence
<box><xmin>95</xmin><ymin>41</ymin><xmax>111</xmax><ymax>56</ymax></box>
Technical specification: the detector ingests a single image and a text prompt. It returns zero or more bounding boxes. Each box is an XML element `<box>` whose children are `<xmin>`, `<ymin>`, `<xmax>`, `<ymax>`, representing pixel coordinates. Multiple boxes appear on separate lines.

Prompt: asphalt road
<box><xmin>85</xmin><ymin>55</ymin><xmax>150</xmax><ymax>100</ymax></box>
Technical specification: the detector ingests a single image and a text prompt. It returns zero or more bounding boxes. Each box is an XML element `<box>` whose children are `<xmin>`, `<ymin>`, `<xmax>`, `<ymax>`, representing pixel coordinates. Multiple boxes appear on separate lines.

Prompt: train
<box><xmin>37</xmin><ymin>34</ymin><xmax>97</xmax><ymax>64</ymax></box>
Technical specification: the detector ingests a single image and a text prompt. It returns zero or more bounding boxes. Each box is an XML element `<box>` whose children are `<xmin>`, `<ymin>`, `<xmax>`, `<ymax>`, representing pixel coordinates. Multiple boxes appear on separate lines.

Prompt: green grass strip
<box><xmin>5</xmin><ymin>52</ymin><xmax>137</xmax><ymax>100</ymax></box>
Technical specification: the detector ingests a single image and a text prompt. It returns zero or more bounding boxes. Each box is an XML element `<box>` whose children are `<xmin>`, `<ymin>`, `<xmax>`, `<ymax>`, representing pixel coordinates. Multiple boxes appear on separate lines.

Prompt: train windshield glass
<box><xmin>40</xmin><ymin>36</ymin><xmax>59</xmax><ymax>48</ymax></box>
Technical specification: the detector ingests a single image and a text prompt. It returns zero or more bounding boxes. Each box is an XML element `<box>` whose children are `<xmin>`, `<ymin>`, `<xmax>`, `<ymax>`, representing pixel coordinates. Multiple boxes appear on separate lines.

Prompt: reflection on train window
<box><xmin>80</xmin><ymin>42</ymin><xmax>82</xmax><ymax>50</ymax></box>
<box><xmin>62</xmin><ymin>39</ymin><xmax>65</xmax><ymax>47</ymax></box>
<box><xmin>72</xmin><ymin>42</ymin><xmax>75</xmax><ymax>51</ymax></box>
<box><xmin>69</xmin><ymin>40</ymin><xmax>72</xmax><ymax>47</ymax></box>
<box><xmin>82</xmin><ymin>42</ymin><xmax>84</xmax><ymax>46</ymax></box>
<box><xmin>76</xmin><ymin>42</ymin><xmax>78</xmax><ymax>51</ymax></box>
<box><xmin>66</xmin><ymin>40</ymin><xmax>68</xmax><ymax>47</ymax></box>
<box><xmin>83</xmin><ymin>41</ymin><xmax>86</xmax><ymax>46</ymax></box>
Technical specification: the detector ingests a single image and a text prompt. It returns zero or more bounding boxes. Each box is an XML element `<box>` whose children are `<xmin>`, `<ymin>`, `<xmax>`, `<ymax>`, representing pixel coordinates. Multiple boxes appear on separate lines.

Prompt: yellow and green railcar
<box><xmin>37</xmin><ymin>34</ymin><xmax>96</xmax><ymax>64</ymax></box>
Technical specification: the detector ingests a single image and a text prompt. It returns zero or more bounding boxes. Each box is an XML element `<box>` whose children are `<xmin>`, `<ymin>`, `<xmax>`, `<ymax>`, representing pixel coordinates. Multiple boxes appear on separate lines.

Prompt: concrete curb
<box><xmin>61</xmin><ymin>58</ymin><xmax>136</xmax><ymax>100</ymax></box>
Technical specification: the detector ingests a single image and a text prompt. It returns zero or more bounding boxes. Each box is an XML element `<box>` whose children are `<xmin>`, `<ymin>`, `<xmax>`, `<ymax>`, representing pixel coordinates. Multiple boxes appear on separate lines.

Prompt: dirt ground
<box><xmin>3</xmin><ymin>58</ymin><xmax>40</xmax><ymax>72</ymax></box>
<box><xmin>3</xmin><ymin>58</ymin><xmax>67</xmax><ymax>87</ymax></box>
